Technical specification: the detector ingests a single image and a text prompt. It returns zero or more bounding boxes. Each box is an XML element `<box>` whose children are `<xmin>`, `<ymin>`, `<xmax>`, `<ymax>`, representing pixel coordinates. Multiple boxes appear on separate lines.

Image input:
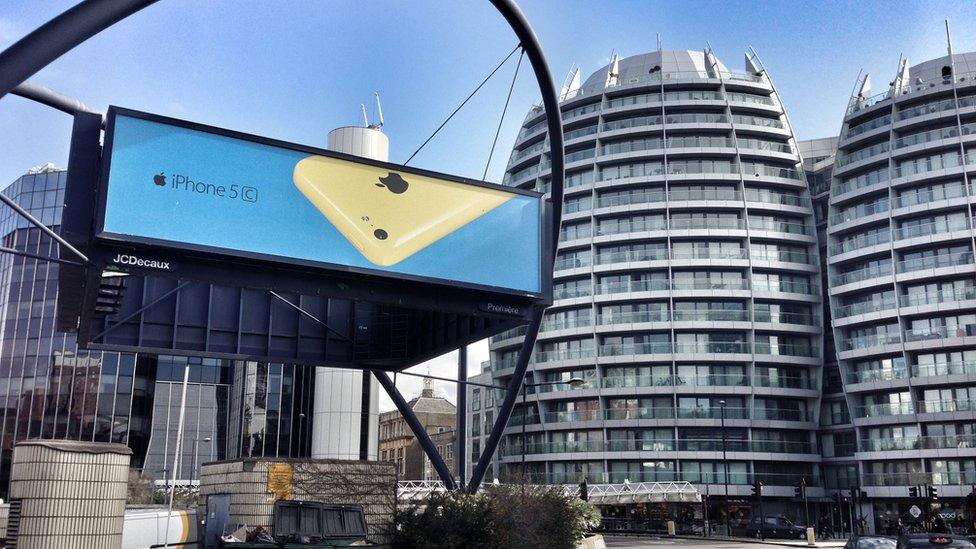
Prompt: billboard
<box><xmin>95</xmin><ymin>108</ymin><xmax>544</xmax><ymax>296</ymax></box>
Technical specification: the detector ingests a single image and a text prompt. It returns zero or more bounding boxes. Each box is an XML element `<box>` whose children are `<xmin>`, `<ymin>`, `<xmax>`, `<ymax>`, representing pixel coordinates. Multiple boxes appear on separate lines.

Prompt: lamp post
<box><xmin>720</xmin><ymin>400</ymin><xmax>729</xmax><ymax>536</ymax></box>
<box><xmin>192</xmin><ymin>437</ymin><xmax>212</xmax><ymax>483</ymax></box>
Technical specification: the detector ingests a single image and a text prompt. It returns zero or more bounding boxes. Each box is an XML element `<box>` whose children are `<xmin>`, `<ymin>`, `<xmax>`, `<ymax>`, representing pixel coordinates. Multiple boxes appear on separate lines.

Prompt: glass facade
<box><xmin>0</xmin><ymin>168</ymin><xmax>313</xmax><ymax>493</ymax></box>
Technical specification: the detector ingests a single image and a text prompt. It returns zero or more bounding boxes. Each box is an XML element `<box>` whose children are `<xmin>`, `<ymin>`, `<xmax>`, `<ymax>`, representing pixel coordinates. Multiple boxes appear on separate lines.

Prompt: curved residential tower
<box><xmin>488</xmin><ymin>50</ymin><xmax>824</xmax><ymax>519</ymax></box>
<box><xmin>827</xmin><ymin>53</ymin><xmax>976</xmax><ymax>522</ymax></box>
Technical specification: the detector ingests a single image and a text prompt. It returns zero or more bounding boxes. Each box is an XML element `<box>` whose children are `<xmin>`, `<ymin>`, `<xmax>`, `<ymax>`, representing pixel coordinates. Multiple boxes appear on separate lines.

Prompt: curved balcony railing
<box><xmin>594</xmin><ymin>280</ymin><xmax>669</xmax><ymax>294</ymax></box>
<box><xmin>853</xmin><ymin>401</ymin><xmax>915</xmax><ymax>418</ymax></box>
<box><xmin>862</xmin><ymin>471</ymin><xmax>976</xmax><ymax>487</ymax></box>
<box><xmin>912</xmin><ymin>360</ymin><xmax>976</xmax><ymax>378</ymax></box>
<box><xmin>830</xmin><ymin>231</ymin><xmax>891</xmax><ymax>256</ymax></box>
<box><xmin>833</xmin><ymin>297</ymin><xmax>897</xmax><ymax>319</ymax></box>
<box><xmin>671</xmin><ymin>310</ymin><xmax>750</xmax><ymax>322</ymax></box>
<box><xmin>673</xmin><ymin>341</ymin><xmax>750</xmax><ymax>354</ymax></box>
<box><xmin>838</xmin><ymin>333</ymin><xmax>901</xmax><ymax>351</ymax></box>
<box><xmin>534</xmin><ymin>347</ymin><xmax>596</xmax><ymax>363</ymax></box>
<box><xmin>668</xmin><ymin>218</ymin><xmax>745</xmax><ymax>231</ymax></box>
<box><xmin>894</xmin><ymin>152</ymin><xmax>976</xmax><ymax>179</ymax></box>
<box><xmin>859</xmin><ymin>433</ymin><xmax>976</xmax><ymax>452</ymax></box>
<box><xmin>737</xmin><ymin>138</ymin><xmax>792</xmax><ymax>154</ymax></box>
<box><xmin>749</xmin><ymin>219</ymin><xmax>810</xmax><ymax>235</ymax></box>
<box><xmin>752</xmin><ymin>280</ymin><xmax>816</xmax><ymax>294</ymax></box>
<box><xmin>599</xmin><ymin>342</ymin><xmax>672</xmax><ymax>356</ymax></box>
<box><xmin>754</xmin><ymin>374</ymin><xmax>817</xmax><ymax>390</ymax></box>
<box><xmin>897</xmin><ymin>251</ymin><xmax>974</xmax><ymax>273</ymax></box>
<box><xmin>500</xmin><ymin>438</ymin><xmax>815</xmax><ymax>457</ymax></box>
<box><xmin>670</xmin><ymin>248</ymin><xmax>748</xmax><ymax>260</ymax></box>
<box><xmin>753</xmin><ymin>342</ymin><xmax>818</xmax><ymax>357</ymax></box>
<box><xmin>896</xmin><ymin>217</ymin><xmax>970</xmax><ymax>240</ymax></box>
<box><xmin>752</xmin><ymin>408</ymin><xmax>813</xmax><ymax>422</ymax></box>
<box><xmin>845</xmin><ymin>114</ymin><xmax>891</xmax><ymax>138</ymax></box>
<box><xmin>732</xmin><ymin>114</ymin><xmax>784</xmax><ymax>129</ymax></box>
<box><xmin>831</xmin><ymin>263</ymin><xmax>892</xmax><ymax>286</ymax></box>
<box><xmin>904</xmin><ymin>323</ymin><xmax>976</xmax><ymax>343</ymax></box>
<box><xmin>671</xmin><ymin>279</ymin><xmax>750</xmax><ymax>291</ymax></box>
<box><xmin>676</xmin><ymin>406</ymin><xmax>751</xmax><ymax>420</ymax></box>
<box><xmin>595</xmin><ymin>249</ymin><xmax>668</xmax><ymax>264</ymax></box>
<box><xmin>515</xmin><ymin>471</ymin><xmax>818</xmax><ymax>487</ymax></box>
<box><xmin>604</xmin><ymin>406</ymin><xmax>676</xmax><ymax>420</ymax></box>
<box><xmin>564</xmin><ymin>124</ymin><xmax>598</xmax><ymax>141</ymax></box>
<box><xmin>595</xmin><ymin>191</ymin><xmax>666</xmax><ymax>208</ymax></box>
<box><xmin>541</xmin><ymin>316</ymin><xmax>593</xmax><ymax>332</ymax></box>
<box><xmin>836</xmin><ymin>141</ymin><xmax>890</xmax><ymax>167</ymax></box>
<box><xmin>846</xmin><ymin>367</ymin><xmax>908</xmax><ymax>384</ymax></box>
<box><xmin>920</xmin><ymin>398</ymin><xmax>976</xmax><ymax>414</ymax></box>
<box><xmin>554</xmin><ymin>285</ymin><xmax>592</xmax><ymax>300</ymax></box>
<box><xmin>597</xmin><ymin>310</ymin><xmax>669</xmax><ymax>325</ymax></box>
<box><xmin>596</xmin><ymin>219</ymin><xmax>666</xmax><ymax>235</ymax></box>
<box><xmin>744</xmin><ymin>189</ymin><xmax>804</xmax><ymax>207</ymax></box>
<box><xmin>894</xmin><ymin>122</ymin><xmax>976</xmax><ymax>149</ymax></box>
<box><xmin>554</xmin><ymin>256</ymin><xmax>592</xmax><ymax>271</ymax></box>
<box><xmin>895</xmin><ymin>183</ymin><xmax>967</xmax><ymax>208</ymax></box>
<box><xmin>830</xmin><ymin>199</ymin><xmax>889</xmax><ymax>225</ymax></box>
<box><xmin>750</xmin><ymin>249</ymin><xmax>811</xmax><ymax>264</ymax></box>
<box><xmin>832</xmin><ymin>169</ymin><xmax>890</xmax><ymax>196</ymax></box>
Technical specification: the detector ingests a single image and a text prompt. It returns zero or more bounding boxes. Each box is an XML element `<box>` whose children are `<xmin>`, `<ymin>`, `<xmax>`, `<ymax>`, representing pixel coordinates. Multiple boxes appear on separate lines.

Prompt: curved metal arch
<box><xmin>0</xmin><ymin>0</ymin><xmax>564</xmax><ymax>492</ymax></box>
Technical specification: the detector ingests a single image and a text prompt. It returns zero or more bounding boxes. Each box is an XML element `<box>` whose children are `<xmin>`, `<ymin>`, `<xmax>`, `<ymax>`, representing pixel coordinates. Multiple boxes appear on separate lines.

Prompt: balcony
<box><xmin>594</xmin><ymin>280</ymin><xmax>669</xmax><ymax>295</ymax></box>
<box><xmin>893</xmin><ymin>152</ymin><xmax>976</xmax><ymax>179</ymax></box>
<box><xmin>752</xmin><ymin>408</ymin><xmax>813</xmax><ymax>422</ymax></box>
<box><xmin>904</xmin><ymin>323</ymin><xmax>976</xmax><ymax>343</ymax></box>
<box><xmin>673</xmin><ymin>341</ymin><xmax>750</xmax><ymax>354</ymax></box>
<box><xmin>894</xmin><ymin>122</ymin><xmax>976</xmax><ymax>149</ymax></box>
<box><xmin>753</xmin><ymin>374</ymin><xmax>817</xmax><ymax>390</ymax></box>
<box><xmin>852</xmin><ymin>401</ymin><xmax>915</xmax><ymax>418</ymax></box>
<box><xmin>833</xmin><ymin>297</ymin><xmax>897</xmax><ymax>319</ymax></box>
<box><xmin>846</xmin><ymin>367</ymin><xmax>908</xmax><ymax>384</ymax></box>
<box><xmin>899</xmin><ymin>286</ymin><xmax>976</xmax><ymax>307</ymax></box>
<box><xmin>599</xmin><ymin>342</ymin><xmax>672</xmax><ymax>356</ymax></box>
<box><xmin>604</xmin><ymin>406</ymin><xmax>675</xmax><ymax>420</ymax></box>
<box><xmin>595</xmin><ymin>219</ymin><xmax>666</xmax><ymax>236</ymax></box>
<box><xmin>862</xmin><ymin>471</ymin><xmax>976</xmax><ymax>487</ymax></box>
<box><xmin>676</xmin><ymin>406</ymin><xmax>749</xmax><ymax>419</ymax></box>
<box><xmin>919</xmin><ymin>399</ymin><xmax>976</xmax><ymax>414</ymax></box>
<box><xmin>596</xmin><ymin>310</ymin><xmax>669</xmax><ymax>325</ymax></box>
<box><xmin>831</xmin><ymin>263</ymin><xmax>892</xmax><ymax>286</ymax></box>
<box><xmin>845</xmin><ymin>114</ymin><xmax>891</xmax><ymax>139</ymax></box>
<box><xmin>894</xmin><ymin>184</ymin><xmax>967</xmax><ymax>208</ymax></box>
<box><xmin>897</xmin><ymin>251</ymin><xmax>974</xmax><ymax>273</ymax></box>
<box><xmin>913</xmin><ymin>361</ymin><xmax>976</xmax><ymax>378</ymax></box>
<box><xmin>830</xmin><ymin>231</ymin><xmax>891</xmax><ymax>256</ymax></box>
<box><xmin>554</xmin><ymin>256</ymin><xmax>591</xmax><ymax>271</ymax></box>
<box><xmin>595</xmin><ymin>249</ymin><xmax>668</xmax><ymax>265</ymax></box>
<box><xmin>749</xmin><ymin>219</ymin><xmax>811</xmax><ymax>235</ymax></box>
<box><xmin>744</xmin><ymin>190</ymin><xmax>804</xmax><ymax>207</ymax></box>
<box><xmin>859</xmin><ymin>433</ymin><xmax>976</xmax><ymax>452</ymax></box>
<box><xmin>671</xmin><ymin>279</ymin><xmax>750</xmax><ymax>291</ymax></box>
<box><xmin>534</xmin><ymin>347</ymin><xmax>596</xmax><ymax>363</ymax></box>
<box><xmin>752</xmin><ymin>280</ymin><xmax>816</xmax><ymax>295</ymax></box>
<box><xmin>753</xmin><ymin>342</ymin><xmax>818</xmax><ymax>358</ymax></box>
<box><xmin>554</xmin><ymin>285</ymin><xmax>592</xmax><ymax>300</ymax></box>
<box><xmin>671</xmin><ymin>310</ymin><xmax>750</xmax><ymax>322</ymax></box>
<box><xmin>895</xmin><ymin>218</ymin><xmax>969</xmax><ymax>240</ymax></box>
<box><xmin>838</xmin><ymin>333</ymin><xmax>901</xmax><ymax>352</ymax></box>
<box><xmin>830</xmin><ymin>200</ymin><xmax>889</xmax><ymax>226</ymax></box>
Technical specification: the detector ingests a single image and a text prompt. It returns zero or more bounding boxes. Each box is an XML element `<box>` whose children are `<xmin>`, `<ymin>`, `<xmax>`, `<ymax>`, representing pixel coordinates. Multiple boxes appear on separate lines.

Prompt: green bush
<box><xmin>394</xmin><ymin>485</ymin><xmax>600</xmax><ymax>549</ymax></box>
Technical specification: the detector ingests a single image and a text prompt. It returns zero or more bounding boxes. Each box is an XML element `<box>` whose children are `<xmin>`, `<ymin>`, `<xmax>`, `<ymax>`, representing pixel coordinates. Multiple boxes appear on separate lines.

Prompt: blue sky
<box><xmin>2</xmin><ymin>0</ymin><xmax>975</xmax><ymax>407</ymax></box>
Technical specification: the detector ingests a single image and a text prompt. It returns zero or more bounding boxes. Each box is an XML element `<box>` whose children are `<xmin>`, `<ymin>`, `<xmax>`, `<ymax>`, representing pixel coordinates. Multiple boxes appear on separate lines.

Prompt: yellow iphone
<box><xmin>293</xmin><ymin>155</ymin><xmax>514</xmax><ymax>266</ymax></box>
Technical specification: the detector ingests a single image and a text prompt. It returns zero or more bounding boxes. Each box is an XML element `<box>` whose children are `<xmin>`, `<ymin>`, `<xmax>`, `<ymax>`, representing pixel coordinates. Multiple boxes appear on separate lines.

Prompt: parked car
<box><xmin>744</xmin><ymin>515</ymin><xmax>806</xmax><ymax>539</ymax></box>
<box><xmin>843</xmin><ymin>535</ymin><xmax>897</xmax><ymax>549</ymax></box>
<box><xmin>896</xmin><ymin>534</ymin><xmax>976</xmax><ymax>548</ymax></box>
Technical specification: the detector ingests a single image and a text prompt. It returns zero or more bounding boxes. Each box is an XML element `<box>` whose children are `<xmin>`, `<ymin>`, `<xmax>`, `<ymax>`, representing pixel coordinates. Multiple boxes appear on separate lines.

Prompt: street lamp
<box><xmin>192</xmin><ymin>437</ymin><xmax>212</xmax><ymax>483</ymax></box>
<box><xmin>719</xmin><ymin>400</ymin><xmax>729</xmax><ymax>536</ymax></box>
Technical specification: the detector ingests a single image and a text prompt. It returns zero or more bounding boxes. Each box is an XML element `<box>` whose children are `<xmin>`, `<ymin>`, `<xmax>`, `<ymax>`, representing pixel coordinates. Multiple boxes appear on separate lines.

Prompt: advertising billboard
<box><xmin>96</xmin><ymin>107</ymin><xmax>544</xmax><ymax>295</ymax></box>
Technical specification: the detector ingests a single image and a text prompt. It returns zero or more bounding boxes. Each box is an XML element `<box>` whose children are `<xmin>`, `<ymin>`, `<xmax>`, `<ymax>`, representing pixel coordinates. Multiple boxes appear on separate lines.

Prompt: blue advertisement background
<box><xmin>101</xmin><ymin>114</ymin><xmax>541</xmax><ymax>293</ymax></box>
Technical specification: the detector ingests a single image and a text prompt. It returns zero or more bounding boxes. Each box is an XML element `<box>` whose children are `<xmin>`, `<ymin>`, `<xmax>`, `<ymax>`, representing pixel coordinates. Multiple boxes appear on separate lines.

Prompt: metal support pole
<box><xmin>803</xmin><ymin>478</ymin><xmax>810</xmax><ymax>530</ymax></box>
<box><xmin>0</xmin><ymin>192</ymin><xmax>89</xmax><ymax>263</ymax></box>
<box><xmin>163</xmin><ymin>363</ymin><xmax>189</xmax><ymax>547</ymax></box>
<box><xmin>11</xmin><ymin>80</ymin><xmax>104</xmax><ymax>123</ymax></box>
<box><xmin>720</xmin><ymin>401</ymin><xmax>728</xmax><ymax>535</ymax></box>
<box><xmin>758</xmin><ymin>482</ymin><xmax>765</xmax><ymax>541</ymax></box>
<box><xmin>456</xmin><ymin>346</ymin><xmax>467</xmax><ymax>487</ymax></box>
<box><xmin>373</xmin><ymin>370</ymin><xmax>456</xmax><ymax>489</ymax></box>
<box><xmin>521</xmin><ymin>382</ymin><xmax>527</xmax><ymax>488</ymax></box>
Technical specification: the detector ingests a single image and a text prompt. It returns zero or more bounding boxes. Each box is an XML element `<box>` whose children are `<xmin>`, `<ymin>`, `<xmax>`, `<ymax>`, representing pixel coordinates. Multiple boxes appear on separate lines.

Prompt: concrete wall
<box><xmin>199</xmin><ymin>458</ymin><xmax>396</xmax><ymax>546</ymax></box>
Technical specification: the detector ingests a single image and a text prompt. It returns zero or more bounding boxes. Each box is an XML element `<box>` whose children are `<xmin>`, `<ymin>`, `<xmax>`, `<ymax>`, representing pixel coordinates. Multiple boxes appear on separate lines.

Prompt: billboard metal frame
<box><xmin>0</xmin><ymin>0</ymin><xmax>565</xmax><ymax>493</ymax></box>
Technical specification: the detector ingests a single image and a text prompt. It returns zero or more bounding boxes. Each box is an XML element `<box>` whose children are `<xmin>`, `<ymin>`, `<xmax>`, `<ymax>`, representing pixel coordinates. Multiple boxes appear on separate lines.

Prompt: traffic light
<box><xmin>909</xmin><ymin>486</ymin><xmax>919</xmax><ymax>499</ymax></box>
<box><xmin>578</xmin><ymin>479</ymin><xmax>588</xmax><ymax>501</ymax></box>
<box><xmin>929</xmin><ymin>485</ymin><xmax>939</xmax><ymax>501</ymax></box>
<box><xmin>752</xmin><ymin>480</ymin><xmax>763</xmax><ymax>499</ymax></box>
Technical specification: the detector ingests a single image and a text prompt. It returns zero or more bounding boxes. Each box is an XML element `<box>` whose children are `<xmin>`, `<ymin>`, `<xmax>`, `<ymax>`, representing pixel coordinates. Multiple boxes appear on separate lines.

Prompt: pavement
<box><xmin>603</xmin><ymin>535</ymin><xmax>849</xmax><ymax>549</ymax></box>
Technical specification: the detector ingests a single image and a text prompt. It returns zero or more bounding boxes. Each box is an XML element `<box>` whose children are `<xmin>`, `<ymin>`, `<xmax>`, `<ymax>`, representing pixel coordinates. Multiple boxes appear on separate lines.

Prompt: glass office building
<box><xmin>0</xmin><ymin>167</ymin><xmax>313</xmax><ymax>495</ymax></box>
<box><xmin>827</xmin><ymin>52</ymin><xmax>976</xmax><ymax>527</ymax></box>
<box><xmin>487</xmin><ymin>50</ymin><xmax>824</xmax><ymax>519</ymax></box>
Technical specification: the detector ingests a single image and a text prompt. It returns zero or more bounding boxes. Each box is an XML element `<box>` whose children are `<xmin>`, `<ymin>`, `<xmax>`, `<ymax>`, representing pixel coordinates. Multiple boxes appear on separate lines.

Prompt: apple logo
<box><xmin>153</xmin><ymin>172</ymin><xmax>166</xmax><ymax>186</ymax></box>
<box><xmin>375</xmin><ymin>172</ymin><xmax>408</xmax><ymax>194</ymax></box>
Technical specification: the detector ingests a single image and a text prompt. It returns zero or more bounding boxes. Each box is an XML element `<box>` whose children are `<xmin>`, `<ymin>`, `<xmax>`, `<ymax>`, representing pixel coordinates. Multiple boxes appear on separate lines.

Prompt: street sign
<box><xmin>910</xmin><ymin>505</ymin><xmax>922</xmax><ymax>518</ymax></box>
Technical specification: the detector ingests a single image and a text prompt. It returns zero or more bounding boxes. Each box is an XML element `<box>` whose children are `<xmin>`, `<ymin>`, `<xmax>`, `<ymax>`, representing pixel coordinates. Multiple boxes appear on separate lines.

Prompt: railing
<box><xmin>845</xmin><ymin>114</ymin><xmax>891</xmax><ymax>138</ymax></box>
<box><xmin>727</xmin><ymin>92</ymin><xmax>775</xmax><ymax>106</ymax></box>
<box><xmin>894</xmin><ymin>152</ymin><xmax>976</xmax><ymax>178</ymax></box>
<box><xmin>597</xmin><ymin>310</ymin><xmax>669</xmax><ymax>324</ymax></box>
<box><xmin>732</xmin><ymin>114</ymin><xmax>785</xmax><ymax>129</ymax></box>
<box><xmin>595</xmin><ymin>249</ymin><xmax>668</xmax><ymax>264</ymax></box>
<box><xmin>838</xmin><ymin>332</ymin><xmax>901</xmax><ymax>351</ymax></box>
<box><xmin>749</xmin><ymin>248</ymin><xmax>810</xmax><ymax>264</ymax></box>
<box><xmin>670</xmin><ymin>248</ymin><xmax>748</xmax><ymax>260</ymax></box>
<box><xmin>500</xmin><ymin>438</ymin><xmax>815</xmax><ymax>457</ymax></box>
<box><xmin>833</xmin><ymin>297</ymin><xmax>897</xmax><ymax>318</ymax></box>
<box><xmin>671</xmin><ymin>279</ymin><xmax>750</xmax><ymax>291</ymax></box>
<box><xmin>749</xmin><ymin>219</ymin><xmax>810</xmax><ymax>235</ymax></box>
<box><xmin>894</xmin><ymin>122</ymin><xmax>976</xmax><ymax>149</ymax></box>
<box><xmin>565</xmin><ymin>148</ymin><xmax>596</xmax><ymax>163</ymax></box>
<box><xmin>904</xmin><ymin>323</ymin><xmax>976</xmax><ymax>343</ymax></box>
<box><xmin>895</xmin><ymin>183</ymin><xmax>967</xmax><ymax>208</ymax></box>
<box><xmin>897</xmin><ymin>97</ymin><xmax>962</xmax><ymax>121</ymax></box>
<box><xmin>565</xmin><ymin>124</ymin><xmax>598</xmax><ymax>141</ymax></box>
<box><xmin>668</xmin><ymin>217</ymin><xmax>745</xmax><ymax>230</ymax></box>
<box><xmin>553</xmin><ymin>285</ymin><xmax>592</xmax><ymax>299</ymax></box>
<box><xmin>846</xmin><ymin>367</ymin><xmax>908</xmax><ymax>384</ymax></box>
<box><xmin>553</xmin><ymin>256</ymin><xmax>591</xmax><ymax>270</ymax></box>
<box><xmin>534</xmin><ymin>347</ymin><xmax>596</xmax><ymax>362</ymax></box>
<box><xmin>862</xmin><ymin>471</ymin><xmax>976</xmax><ymax>487</ymax></box>
<box><xmin>752</xmin><ymin>280</ymin><xmax>816</xmax><ymax>294</ymax></box>
<box><xmin>753</xmin><ymin>342</ymin><xmax>818</xmax><ymax>357</ymax></box>
<box><xmin>594</xmin><ymin>280</ymin><xmax>669</xmax><ymax>294</ymax></box>
<box><xmin>920</xmin><ymin>398</ymin><xmax>976</xmax><ymax>413</ymax></box>
<box><xmin>830</xmin><ymin>231</ymin><xmax>890</xmax><ymax>255</ymax></box>
<box><xmin>676</xmin><ymin>406</ymin><xmax>750</xmax><ymax>419</ymax></box>
<box><xmin>543</xmin><ymin>410</ymin><xmax>601</xmax><ymax>423</ymax></box>
<box><xmin>517</xmin><ymin>471</ymin><xmax>817</xmax><ymax>487</ymax></box>
<box><xmin>852</xmin><ymin>401</ymin><xmax>915</xmax><ymax>418</ymax></box>
<box><xmin>744</xmin><ymin>189</ymin><xmax>803</xmax><ymax>206</ymax></box>
<box><xmin>596</xmin><ymin>219</ymin><xmax>666</xmax><ymax>235</ymax></box>
<box><xmin>897</xmin><ymin>251</ymin><xmax>974</xmax><ymax>273</ymax></box>
<box><xmin>673</xmin><ymin>341</ymin><xmax>750</xmax><ymax>354</ymax></box>
<box><xmin>595</xmin><ymin>191</ymin><xmax>666</xmax><ymax>208</ymax></box>
<box><xmin>754</xmin><ymin>374</ymin><xmax>816</xmax><ymax>390</ymax></box>
<box><xmin>913</xmin><ymin>360</ymin><xmax>976</xmax><ymax>378</ymax></box>
<box><xmin>669</xmin><ymin>188</ymin><xmax>743</xmax><ymax>201</ymax></box>
<box><xmin>829</xmin><ymin>199</ymin><xmax>889</xmax><ymax>225</ymax></box>
<box><xmin>604</xmin><ymin>406</ymin><xmax>676</xmax><ymax>420</ymax></box>
<box><xmin>831</xmin><ymin>168</ymin><xmax>889</xmax><ymax>196</ymax></box>
<box><xmin>831</xmin><ymin>262</ymin><xmax>892</xmax><ymax>286</ymax></box>
<box><xmin>599</xmin><ymin>342</ymin><xmax>672</xmax><ymax>356</ymax></box>
<box><xmin>859</xmin><ymin>433</ymin><xmax>976</xmax><ymax>453</ymax></box>
<box><xmin>752</xmin><ymin>408</ymin><xmax>813</xmax><ymax>422</ymax></box>
<box><xmin>541</xmin><ymin>316</ymin><xmax>593</xmax><ymax>331</ymax></box>
<box><xmin>836</xmin><ymin>141</ymin><xmax>890</xmax><ymax>167</ymax></box>
<box><xmin>846</xmin><ymin>71</ymin><xmax>976</xmax><ymax>115</ymax></box>
<box><xmin>490</xmin><ymin>325</ymin><xmax>529</xmax><ymax>342</ymax></box>
<box><xmin>671</xmin><ymin>310</ymin><xmax>750</xmax><ymax>322</ymax></box>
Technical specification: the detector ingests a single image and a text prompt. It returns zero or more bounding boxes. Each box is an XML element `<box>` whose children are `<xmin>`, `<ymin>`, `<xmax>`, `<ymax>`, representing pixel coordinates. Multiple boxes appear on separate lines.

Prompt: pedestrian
<box><xmin>932</xmin><ymin>514</ymin><xmax>948</xmax><ymax>533</ymax></box>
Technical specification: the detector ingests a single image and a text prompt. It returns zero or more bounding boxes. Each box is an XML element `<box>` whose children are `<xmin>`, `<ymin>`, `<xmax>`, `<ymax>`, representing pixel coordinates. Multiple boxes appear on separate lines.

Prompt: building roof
<box><xmin>406</xmin><ymin>393</ymin><xmax>456</xmax><ymax>415</ymax></box>
<box><xmin>580</xmin><ymin>50</ymin><xmax>730</xmax><ymax>94</ymax></box>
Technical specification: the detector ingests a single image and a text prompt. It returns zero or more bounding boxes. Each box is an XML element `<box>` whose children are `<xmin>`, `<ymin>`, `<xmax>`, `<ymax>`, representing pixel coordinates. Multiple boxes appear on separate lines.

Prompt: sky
<box><xmin>2</xmin><ymin>0</ymin><xmax>976</xmax><ymax>409</ymax></box>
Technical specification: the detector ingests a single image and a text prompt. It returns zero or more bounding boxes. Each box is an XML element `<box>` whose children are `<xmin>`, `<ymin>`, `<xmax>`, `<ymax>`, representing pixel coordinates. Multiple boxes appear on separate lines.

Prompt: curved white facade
<box><xmin>489</xmin><ymin>50</ymin><xmax>824</xmax><ymax>499</ymax></box>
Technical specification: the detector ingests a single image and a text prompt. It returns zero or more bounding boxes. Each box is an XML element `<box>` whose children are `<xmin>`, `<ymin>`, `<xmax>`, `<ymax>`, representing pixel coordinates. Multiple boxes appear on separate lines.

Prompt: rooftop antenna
<box><xmin>656</xmin><ymin>33</ymin><xmax>661</xmax><ymax>52</ymax></box>
<box><xmin>372</xmin><ymin>92</ymin><xmax>385</xmax><ymax>130</ymax></box>
<box><xmin>945</xmin><ymin>19</ymin><xmax>954</xmax><ymax>56</ymax></box>
<box><xmin>360</xmin><ymin>103</ymin><xmax>370</xmax><ymax>127</ymax></box>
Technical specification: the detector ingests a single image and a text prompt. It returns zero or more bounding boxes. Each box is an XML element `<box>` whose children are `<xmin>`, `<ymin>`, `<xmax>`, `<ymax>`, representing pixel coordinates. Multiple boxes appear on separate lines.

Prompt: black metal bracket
<box><xmin>88</xmin><ymin>279</ymin><xmax>189</xmax><ymax>343</ymax></box>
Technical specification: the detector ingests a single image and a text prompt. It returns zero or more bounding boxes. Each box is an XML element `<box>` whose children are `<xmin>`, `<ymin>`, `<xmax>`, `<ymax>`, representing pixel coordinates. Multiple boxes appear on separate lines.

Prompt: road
<box><xmin>603</xmin><ymin>535</ymin><xmax>847</xmax><ymax>549</ymax></box>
